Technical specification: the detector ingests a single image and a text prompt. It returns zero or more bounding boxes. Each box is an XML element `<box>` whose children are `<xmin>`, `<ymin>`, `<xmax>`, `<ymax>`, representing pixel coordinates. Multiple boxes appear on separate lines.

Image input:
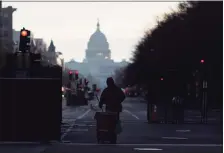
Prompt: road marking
<box><xmin>82</xmin><ymin>121</ymin><xmax>95</xmax><ymax>123</ymax></box>
<box><xmin>61</xmin><ymin>109</ymin><xmax>91</xmax><ymax>140</ymax></box>
<box><xmin>74</xmin><ymin>124</ymin><xmax>87</xmax><ymax>126</ymax></box>
<box><xmin>176</xmin><ymin>130</ymin><xmax>191</xmax><ymax>132</ymax></box>
<box><xmin>124</xmin><ymin>109</ymin><xmax>140</xmax><ymax>120</ymax></box>
<box><xmin>134</xmin><ymin>148</ymin><xmax>163</xmax><ymax>151</ymax></box>
<box><xmin>162</xmin><ymin>137</ymin><xmax>188</xmax><ymax>140</ymax></box>
<box><xmin>76</xmin><ymin>109</ymin><xmax>91</xmax><ymax>119</ymax></box>
<box><xmin>71</xmin><ymin>129</ymin><xmax>88</xmax><ymax>132</ymax></box>
<box><xmin>61</xmin><ymin>143</ymin><xmax>222</xmax><ymax>147</ymax></box>
<box><xmin>61</xmin><ymin>141</ymin><xmax>71</xmax><ymax>143</ymax></box>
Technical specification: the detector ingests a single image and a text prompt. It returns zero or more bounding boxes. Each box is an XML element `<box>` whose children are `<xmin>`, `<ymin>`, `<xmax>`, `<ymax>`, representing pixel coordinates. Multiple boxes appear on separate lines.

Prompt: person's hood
<box><xmin>106</xmin><ymin>77</ymin><xmax>115</xmax><ymax>87</ymax></box>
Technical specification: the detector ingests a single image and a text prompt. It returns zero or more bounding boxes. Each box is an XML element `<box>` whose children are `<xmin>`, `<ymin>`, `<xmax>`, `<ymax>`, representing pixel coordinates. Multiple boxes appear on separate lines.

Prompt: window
<box><xmin>3</xmin><ymin>18</ymin><xmax>8</xmax><ymax>26</ymax></box>
<box><xmin>0</xmin><ymin>32</ymin><xmax>3</xmax><ymax>37</ymax></box>
<box><xmin>3</xmin><ymin>13</ymin><xmax>8</xmax><ymax>18</ymax></box>
<box><xmin>4</xmin><ymin>31</ymin><xmax>8</xmax><ymax>37</ymax></box>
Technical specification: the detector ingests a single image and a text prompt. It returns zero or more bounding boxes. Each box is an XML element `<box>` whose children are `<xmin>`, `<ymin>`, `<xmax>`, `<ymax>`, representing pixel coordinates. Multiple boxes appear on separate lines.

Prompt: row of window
<box><xmin>0</xmin><ymin>30</ymin><xmax>8</xmax><ymax>37</ymax></box>
<box><xmin>0</xmin><ymin>12</ymin><xmax>9</xmax><ymax>18</ymax></box>
<box><xmin>0</xmin><ymin>18</ymin><xmax>9</xmax><ymax>26</ymax></box>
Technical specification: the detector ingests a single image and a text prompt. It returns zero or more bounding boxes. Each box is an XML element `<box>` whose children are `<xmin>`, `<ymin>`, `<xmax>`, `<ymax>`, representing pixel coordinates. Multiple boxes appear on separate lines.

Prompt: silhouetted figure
<box><xmin>172</xmin><ymin>96</ymin><xmax>184</xmax><ymax>124</ymax></box>
<box><xmin>99</xmin><ymin>77</ymin><xmax>125</xmax><ymax>120</ymax></box>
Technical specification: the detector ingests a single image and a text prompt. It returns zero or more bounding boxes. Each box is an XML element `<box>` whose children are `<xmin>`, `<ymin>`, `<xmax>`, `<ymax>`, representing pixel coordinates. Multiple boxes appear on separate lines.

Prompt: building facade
<box><xmin>1</xmin><ymin>6</ymin><xmax>16</xmax><ymax>53</ymax></box>
<box><xmin>65</xmin><ymin>20</ymin><xmax>128</xmax><ymax>89</ymax></box>
<box><xmin>43</xmin><ymin>40</ymin><xmax>57</xmax><ymax>65</ymax></box>
<box><xmin>12</xmin><ymin>29</ymin><xmax>20</xmax><ymax>52</ymax></box>
<box><xmin>0</xmin><ymin>1</ymin><xmax>3</xmax><ymax>67</ymax></box>
<box><xmin>0</xmin><ymin>1</ymin><xmax>2</xmax><ymax>45</ymax></box>
<box><xmin>34</xmin><ymin>38</ymin><xmax>47</xmax><ymax>54</ymax></box>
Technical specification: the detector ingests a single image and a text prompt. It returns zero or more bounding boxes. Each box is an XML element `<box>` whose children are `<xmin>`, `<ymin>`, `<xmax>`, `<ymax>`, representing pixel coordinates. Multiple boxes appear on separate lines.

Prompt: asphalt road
<box><xmin>61</xmin><ymin>97</ymin><xmax>222</xmax><ymax>145</ymax></box>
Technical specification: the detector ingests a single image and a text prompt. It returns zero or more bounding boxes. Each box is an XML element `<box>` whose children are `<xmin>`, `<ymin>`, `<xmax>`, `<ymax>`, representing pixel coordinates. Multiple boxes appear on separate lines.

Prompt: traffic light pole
<box><xmin>200</xmin><ymin>60</ymin><xmax>208</xmax><ymax>124</ymax></box>
<box><xmin>15</xmin><ymin>50</ymin><xmax>30</xmax><ymax>78</ymax></box>
<box><xmin>201</xmin><ymin>80</ymin><xmax>208</xmax><ymax>123</ymax></box>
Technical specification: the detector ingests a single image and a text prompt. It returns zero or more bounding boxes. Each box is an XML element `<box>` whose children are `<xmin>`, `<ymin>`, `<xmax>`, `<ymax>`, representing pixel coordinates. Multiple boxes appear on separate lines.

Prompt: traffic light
<box><xmin>19</xmin><ymin>28</ymin><xmax>31</xmax><ymax>53</ymax></box>
<box><xmin>79</xmin><ymin>78</ymin><xmax>83</xmax><ymax>85</ymax></box>
<box><xmin>160</xmin><ymin>77</ymin><xmax>164</xmax><ymax>81</ymax></box>
<box><xmin>75</xmin><ymin>70</ymin><xmax>79</xmax><ymax>80</ymax></box>
<box><xmin>92</xmin><ymin>84</ymin><xmax>97</xmax><ymax>91</ymax></box>
<box><xmin>69</xmin><ymin>71</ymin><xmax>73</xmax><ymax>80</ymax></box>
<box><xmin>200</xmin><ymin>59</ymin><xmax>205</xmax><ymax>64</ymax></box>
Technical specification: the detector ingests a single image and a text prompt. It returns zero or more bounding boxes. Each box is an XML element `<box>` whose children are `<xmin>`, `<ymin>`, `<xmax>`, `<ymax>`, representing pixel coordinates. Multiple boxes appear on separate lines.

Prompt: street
<box><xmin>61</xmin><ymin>97</ymin><xmax>222</xmax><ymax>144</ymax></box>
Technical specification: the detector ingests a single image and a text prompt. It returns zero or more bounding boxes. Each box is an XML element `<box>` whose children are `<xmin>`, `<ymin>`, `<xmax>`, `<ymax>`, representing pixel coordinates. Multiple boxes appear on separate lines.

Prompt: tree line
<box><xmin>119</xmin><ymin>1</ymin><xmax>222</xmax><ymax>108</ymax></box>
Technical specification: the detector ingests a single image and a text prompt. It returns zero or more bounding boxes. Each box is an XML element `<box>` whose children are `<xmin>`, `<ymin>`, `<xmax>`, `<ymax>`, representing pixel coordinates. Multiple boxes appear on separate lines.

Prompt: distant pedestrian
<box><xmin>172</xmin><ymin>96</ymin><xmax>184</xmax><ymax>124</ymax></box>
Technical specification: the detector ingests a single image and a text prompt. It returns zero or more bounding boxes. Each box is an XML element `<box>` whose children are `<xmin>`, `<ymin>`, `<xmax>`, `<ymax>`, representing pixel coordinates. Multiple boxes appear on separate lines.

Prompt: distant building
<box><xmin>12</xmin><ymin>29</ymin><xmax>20</xmax><ymax>52</ymax></box>
<box><xmin>65</xmin><ymin>20</ymin><xmax>128</xmax><ymax>89</ymax></box>
<box><xmin>34</xmin><ymin>38</ymin><xmax>47</xmax><ymax>53</ymax></box>
<box><xmin>0</xmin><ymin>1</ymin><xmax>3</xmax><ymax>55</ymax></box>
<box><xmin>43</xmin><ymin>40</ymin><xmax>57</xmax><ymax>65</ymax></box>
<box><xmin>1</xmin><ymin>6</ymin><xmax>16</xmax><ymax>53</ymax></box>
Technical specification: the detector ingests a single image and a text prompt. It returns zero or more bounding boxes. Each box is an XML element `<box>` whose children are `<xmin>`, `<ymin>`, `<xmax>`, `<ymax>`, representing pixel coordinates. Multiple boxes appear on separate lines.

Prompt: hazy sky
<box><xmin>3</xmin><ymin>2</ymin><xmax>179</xmax><ymax>62</ymax></box>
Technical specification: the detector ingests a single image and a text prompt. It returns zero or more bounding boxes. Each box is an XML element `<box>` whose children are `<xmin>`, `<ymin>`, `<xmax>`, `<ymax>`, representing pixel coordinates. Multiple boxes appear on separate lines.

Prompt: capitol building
<box><xmin>65</xmin><ymin>20</ymin><xmax>128</xmax><ymax>88</ymax></box>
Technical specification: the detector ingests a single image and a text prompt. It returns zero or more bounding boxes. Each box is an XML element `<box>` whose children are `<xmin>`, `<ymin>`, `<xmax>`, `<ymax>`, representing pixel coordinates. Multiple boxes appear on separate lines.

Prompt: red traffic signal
<box><xmin>160</xmin><ymin>77</ymin><xmax>164</xmax><ymax>81</ymax></box>
<box><xmin>19</xmin><ymin>28</ymin><xmax>31</xmax><ymax>53</ymax></box>
<box><xmin>75</xmin><ymin>70</ymin><xmax>79</xmax><ymax>75</ymax></box>
<box><xmin>74</xmin><ymin>70</ymin><xmax>79</xmax><ymax>80</ymax></box>
<box><xmin>69</xmin><ymin>71</ymin><xmax>73</xmax><ymax>80</ymax></box>
<box><xmin>200</xmin><ymin>59</ymin><xmax>205</xmax><ymax>64</ymax></box>
<box><xmin>21</xmin><ymin>30</ymin><xmax>28</xmax><ymax>37</ymax></box>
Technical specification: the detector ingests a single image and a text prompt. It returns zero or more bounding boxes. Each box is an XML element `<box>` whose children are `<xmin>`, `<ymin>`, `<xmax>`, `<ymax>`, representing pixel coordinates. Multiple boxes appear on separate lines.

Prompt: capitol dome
<box><xmin>85</xmin><ymin>20</ymin><xmax>111</xmax><ymax>62</ymax></box>
<box><xmin>87</xmin><ymin>20</ymin><xmax>109</xmax><ymax>50</ymax></box>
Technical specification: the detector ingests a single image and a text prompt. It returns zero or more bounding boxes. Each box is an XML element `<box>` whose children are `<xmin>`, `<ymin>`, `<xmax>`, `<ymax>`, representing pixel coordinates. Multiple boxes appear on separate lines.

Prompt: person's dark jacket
<box><xmin>99</xmin><ymin>77</ymin><xmax>125</xmax><ymax>112</ymax></box>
